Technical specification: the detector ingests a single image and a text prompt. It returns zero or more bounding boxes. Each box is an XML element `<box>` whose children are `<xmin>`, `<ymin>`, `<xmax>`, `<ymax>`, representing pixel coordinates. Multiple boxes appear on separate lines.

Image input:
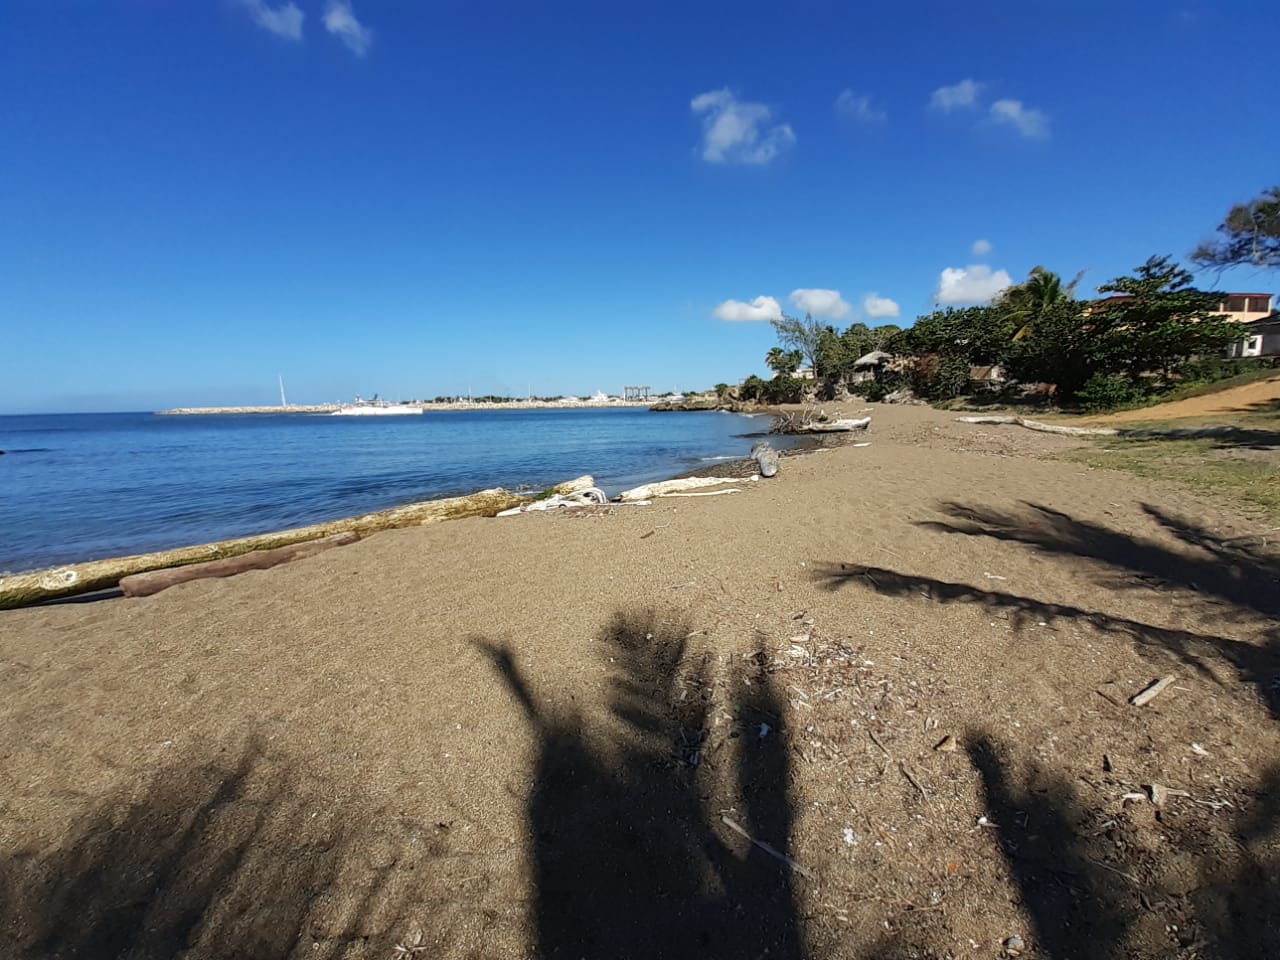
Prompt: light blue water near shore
<box><xmin>0</xmin><ymin>408</ymin><xmax>778</xmax><ymax>573</ymax></box>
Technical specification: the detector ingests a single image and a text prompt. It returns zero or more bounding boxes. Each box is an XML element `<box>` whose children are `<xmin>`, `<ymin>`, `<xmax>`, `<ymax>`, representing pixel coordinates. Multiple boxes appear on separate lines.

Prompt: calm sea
<box><xmin>0</xmin><ymin>408</ymin><xmax>775</xmax><ymax>573</ymax></box>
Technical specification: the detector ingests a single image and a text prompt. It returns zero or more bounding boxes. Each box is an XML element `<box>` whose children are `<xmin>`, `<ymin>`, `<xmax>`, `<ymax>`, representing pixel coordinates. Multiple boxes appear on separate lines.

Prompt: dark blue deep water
<box><xmin>0</xmin><ymin>408</ymin><xmax>773</xmax><ymax>572</ymax></box>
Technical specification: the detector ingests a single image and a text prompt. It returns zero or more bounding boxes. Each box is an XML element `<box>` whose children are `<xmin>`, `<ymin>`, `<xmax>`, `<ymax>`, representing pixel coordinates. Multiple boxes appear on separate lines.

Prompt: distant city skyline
<box><xmin>3</xmin><ymin>2</ymin><xmax>1277</xmax><ymax>413</ymax></box>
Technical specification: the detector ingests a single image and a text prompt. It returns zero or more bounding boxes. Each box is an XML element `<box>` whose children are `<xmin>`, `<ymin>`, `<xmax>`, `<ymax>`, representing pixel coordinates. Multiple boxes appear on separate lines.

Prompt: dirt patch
<box><xmin>1087</xmin><ymin>375</ymin><xmax>1280</xmax><ymax>423</ymax></box>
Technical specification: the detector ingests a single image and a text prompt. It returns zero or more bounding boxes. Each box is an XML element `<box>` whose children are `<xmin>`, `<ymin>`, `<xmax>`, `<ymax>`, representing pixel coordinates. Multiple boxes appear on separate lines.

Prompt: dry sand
<box><xmin>2</xmin><ymin>402</ymin><xmax>1278</xmax><ymax>959</ymax></box>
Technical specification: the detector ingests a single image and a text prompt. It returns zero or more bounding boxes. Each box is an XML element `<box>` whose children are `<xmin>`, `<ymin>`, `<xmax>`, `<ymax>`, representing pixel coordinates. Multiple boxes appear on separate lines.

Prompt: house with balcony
<box><xmin>1091</xmin><ymin>291</ymin><xmax>1276</xmax><ymax>358</ymax></box>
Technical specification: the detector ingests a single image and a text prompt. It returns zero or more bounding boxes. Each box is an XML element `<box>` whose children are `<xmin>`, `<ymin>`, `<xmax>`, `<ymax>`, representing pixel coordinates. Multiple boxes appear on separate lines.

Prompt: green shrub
<box><xmin>1075</xmin><ymin>373</ymin><xmax>1150</xmax><ymax>412</ymax></box>
<box><xmin>762</xmin><ymin>374</ymin><xmax>805</xmax><ymax>404</ymax></box>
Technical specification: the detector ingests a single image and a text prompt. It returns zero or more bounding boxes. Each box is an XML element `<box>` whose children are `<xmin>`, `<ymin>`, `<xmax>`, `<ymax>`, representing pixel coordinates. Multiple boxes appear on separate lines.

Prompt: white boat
<box><xmin>331</xmin><ymin>394</ymin><xmax>423</xmax><ymax>416</ymax></box>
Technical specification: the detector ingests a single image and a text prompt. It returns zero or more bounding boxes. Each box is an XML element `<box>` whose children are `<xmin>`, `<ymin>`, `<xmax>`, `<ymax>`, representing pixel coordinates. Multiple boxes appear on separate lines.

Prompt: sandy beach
<box><xmin>2</xmin><ymin>401</ymin><xmax>1277</xmax><ymax>959</ymax></box>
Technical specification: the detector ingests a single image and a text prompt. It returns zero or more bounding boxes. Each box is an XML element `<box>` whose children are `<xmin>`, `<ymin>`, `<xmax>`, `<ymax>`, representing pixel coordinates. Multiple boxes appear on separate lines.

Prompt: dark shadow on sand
<box><xmin>476</xmin><ymin>607</ymin><xmax>807</xmax><ymax>960</ymax></box>
<box><xmin>0</xmin><ymin>738</ymin><xmax>420</xmax><ymax>959</ymax></box>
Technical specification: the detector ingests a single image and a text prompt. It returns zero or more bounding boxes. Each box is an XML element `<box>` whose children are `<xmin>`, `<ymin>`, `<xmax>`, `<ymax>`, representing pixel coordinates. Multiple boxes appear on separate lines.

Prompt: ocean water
<box><xmin>0</xmin><ymin>408</ymin><xmax>777</xmax><ymax>573</ymax></box>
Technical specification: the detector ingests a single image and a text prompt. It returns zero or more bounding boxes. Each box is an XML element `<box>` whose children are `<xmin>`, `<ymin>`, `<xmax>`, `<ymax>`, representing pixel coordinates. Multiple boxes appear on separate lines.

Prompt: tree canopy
<box><xmin>1192</xmin><ymin>185</ymin><xmax>1280</xmax><ymax>271</ymax></box>
<box><xmin>769</xmin><ymin>313</ymin><xmax>825</xmax><ymax>376</ymax></box>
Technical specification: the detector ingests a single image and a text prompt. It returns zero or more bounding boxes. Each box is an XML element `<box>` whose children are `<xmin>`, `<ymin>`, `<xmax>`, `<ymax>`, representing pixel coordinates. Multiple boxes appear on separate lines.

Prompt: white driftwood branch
<box><xmin>954</xmin><ymin>416</ymin><xmax>1118</xmax><ymax>437</ymax></box>
<box><xmin>615</xmin><ymin>475</ymin><xmax>759</xmax><ymax>502</ymax></box>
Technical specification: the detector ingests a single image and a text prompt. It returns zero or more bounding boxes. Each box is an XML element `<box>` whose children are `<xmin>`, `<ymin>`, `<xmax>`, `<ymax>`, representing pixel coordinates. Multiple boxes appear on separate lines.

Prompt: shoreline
<box><xmin>0</xmin><ymin>408</ymin><xmax>803</xmax><ymax>603</ymax></box>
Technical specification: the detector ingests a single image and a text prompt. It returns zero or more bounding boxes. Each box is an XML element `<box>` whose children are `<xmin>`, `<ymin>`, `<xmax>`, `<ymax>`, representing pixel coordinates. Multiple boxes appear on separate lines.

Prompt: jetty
<box><xmin>157</xmin><ymin>405</ymin><xmax>339</xmax><ymax>415</ymax></box>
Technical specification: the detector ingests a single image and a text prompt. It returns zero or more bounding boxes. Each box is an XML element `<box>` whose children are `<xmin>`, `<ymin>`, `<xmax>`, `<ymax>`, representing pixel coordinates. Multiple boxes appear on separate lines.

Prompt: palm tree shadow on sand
<box><xmin>475</xmin><ymin>607</ymin><xmax>807</xmax><ymax>960</ymax></box>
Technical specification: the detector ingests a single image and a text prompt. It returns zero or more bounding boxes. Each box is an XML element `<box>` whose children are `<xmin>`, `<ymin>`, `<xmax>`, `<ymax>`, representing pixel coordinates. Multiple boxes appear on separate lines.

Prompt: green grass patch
<box><xmin>1058</xmin><ymin>437</ymin><xmax>1280</xmax><ymax>521</ymax></box>
<box><xmin>1157</xmin><ymin>367</ymin><xmax>1280</xmax><ymax>404</ymax></box>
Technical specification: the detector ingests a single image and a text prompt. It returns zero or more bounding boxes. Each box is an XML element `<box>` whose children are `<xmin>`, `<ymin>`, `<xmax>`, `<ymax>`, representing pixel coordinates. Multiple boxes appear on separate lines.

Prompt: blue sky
<box><xmin>3</xmin><ymin>2</ymin><xmax>1277</xmax><ymax>413</ymax></box>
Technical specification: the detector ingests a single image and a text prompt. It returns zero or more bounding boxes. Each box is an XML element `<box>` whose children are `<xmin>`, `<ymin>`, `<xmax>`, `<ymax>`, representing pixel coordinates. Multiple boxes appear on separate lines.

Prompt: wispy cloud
<box><xmin>712</xmin><ymin>295</ymin><xmax>784</xmax><ymax>323</ymax></box>
<box><xmin>834</xmin><ymin>89</ymin><xmax>886</xmax><ymax>123</ymax></box>
<box><xmin>935</xmin><ymin>264</ymin><xmax>1012</xmax><ymax>306</ymax></box>
<box><xmin>930</xmin><ymin>79</ymin><xmax>982</xmax><ymax>111</ymax></box>
<box><xmin>242</xmin><ymin>0</ymin><xmax>304</xmax><ymax>41</ymax></box>
<box><xmin>790</xmin><ymin>288</ymin><xmax>851</xmax><ymax>319</ymax></box>
<box><xmin>862</xmin><ymin>293</ymin><xmax>900</xmax><ymax>319</ymax></box>
<box><xmin>990</xmin><ymin>99</ymin><xmax>1049</xmax><ymax>139</ymax></box>
<box><xmin>324</xmin><ymin>0</ymin><xmax>373</xmax><ymax>56</ymax></box>
<box><xmin>690</xmin><ymin>89</ymin><xmax>795</xmax><ymax>166</ymax></box>
<box><xmin>971</xmin><ymin>238</ymin><xmax>993</xmax><ymax>257</ymax></box>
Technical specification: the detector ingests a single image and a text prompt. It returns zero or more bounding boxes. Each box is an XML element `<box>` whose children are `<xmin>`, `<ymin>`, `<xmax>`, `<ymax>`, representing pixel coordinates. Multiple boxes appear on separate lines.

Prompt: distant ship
<box><xmin>331</xmin><ymin>394</ymin><xmax>423</xmax><ymax>416</ymax></box>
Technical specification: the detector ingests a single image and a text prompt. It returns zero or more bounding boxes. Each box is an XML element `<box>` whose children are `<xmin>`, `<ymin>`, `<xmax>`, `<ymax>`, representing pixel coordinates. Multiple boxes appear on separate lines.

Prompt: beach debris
<box><xmin>899</xmin><ymin>761</ymin><xmax>929</xmax><ymax>800</ymax></box>
<box><xmin>883</xmin><ymin>388</ymin><xmax>923</xmax><ymax>404</ymax></box>
<box><xmin>1130</xmin><ymin>675</ymin><xmax>1176</xmax><ymax>707</ymax></box>
<box><xmin>794</xmin><ymin>417</ymin><xmax>871</xmax><ymax>434</ymax></box>
<box><xmin>615</xmin><ymin>475</ymin><xmax>758</xmax><ymax>501</ymax></box>
<box><xmin>751</xmin><ymin>440</ymin><xmax>780</xmax><ymax>477</ymax></box>
<box><xmin>1004</xmin><ymin>934</ymin><xmax>1026</xmax><ymax>956</ymax></box>
<box><xmin>1191</xmin><ymin>742</ymin><xmax>1209</xmax><ymax>756</ymax></box>
<box><xmin>659</xmin><ymin>489</ymin><xmax>744</xmax><ymax>498</ymax></box>
<box><xmin>934</xmin><ymin>734</ymin><xmax>957</xmax><ymax>753</ymax></box>
<box><xmin>495</xmin><ymin>487</ymin><xmax>608</xmax><ymax>516</ymax></box>
<box><xmin>955</xmin><ymin>415</ymin><xmax>1119</xmax><ymax>437</ymax></box>
<box><xmin>119</xmin><ymin>532</ymin><xmax>361</xmax><ymax>597</ymax></box>
<box><xmin>759</xmin><ymin>722</ymin><xmax>772</xmax><ymax>739</ymax></box>
<box><xmin>1149</xmin><ymin>783</ymin><xmax>1191</xmax><ymax>807</ymax></box>
<box><xmin>720</xmin><ymin>815</ymin><xmax>815</xmax><ymax>880</ymax></box>
<box><xmin>842</xmin><ymin>826</ymin><xmax>859</xmax><ymax>845</ymax></box>
<box><xmin>393</xmin><ymin>931</ymin><xmax>430</xmax><ymax>957</ymax></box>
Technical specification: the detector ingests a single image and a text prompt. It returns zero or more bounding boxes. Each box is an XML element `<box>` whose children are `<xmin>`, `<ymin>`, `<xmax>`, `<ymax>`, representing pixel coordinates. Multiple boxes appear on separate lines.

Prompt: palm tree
<box><xmin>1001</xmin><ymin>266</ymin><xmax>1086</xmax><ymax>341</ymax></box>
<box><xmin>764</xmin><ymin>347</ymin><xmax>802</xmax><ymax>376</ymax></box>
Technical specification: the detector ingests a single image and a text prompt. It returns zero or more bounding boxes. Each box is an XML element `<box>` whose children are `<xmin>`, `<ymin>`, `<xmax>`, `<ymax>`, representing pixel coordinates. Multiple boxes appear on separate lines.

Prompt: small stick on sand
<box><xmin>868</xmin><ymin>730</ymin><xmax>892</xmax><ymax>759</ymax></box>
<box><xmin>899</xmin><ymin>761</ymin><xmax>929</xmax><ymax>801</ymax></box>
<box><xmin>721</xmin><ymin>815</ymin><xmax>815</xmax><ymax>880</ymax></box>
<box><xmin>1131</xmin><ymin>675</ymin><xmax>1176</xmax><ymax>707</ymax></box>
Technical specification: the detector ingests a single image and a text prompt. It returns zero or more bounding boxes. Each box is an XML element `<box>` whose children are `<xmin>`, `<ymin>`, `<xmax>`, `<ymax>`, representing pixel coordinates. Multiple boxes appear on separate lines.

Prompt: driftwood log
<box><xmin>955</xmin><ymin>416</ymin><xmax>1254</xmax><ymax>441</ymax></box>
<box><xmin>616</xmin><ymin>475</ymin><xmax>758</xmax><ymax>502</ymax></box>
<box><xmin>119</xmin><ymin>532</ymin><xmax>361</xmax><ymax>597</ymax></box>
<box><xmin>0</xmin><ymin>486</ymin><xmax>535</xmax><ymax>610</ymax></box>
<box><xmin>751</xmin><ymin>441</ymin><xmax>780</xmax><ymax>477</ymax></box>
<box><xmin>954</xmin><ymin>415</ymin><xmax>1117</xmax><ymax>436</ymax></box>
<box><xmin>795</xmin><ymin>417</ymin><xmax>871</xmax><ymax>434</ymax></box>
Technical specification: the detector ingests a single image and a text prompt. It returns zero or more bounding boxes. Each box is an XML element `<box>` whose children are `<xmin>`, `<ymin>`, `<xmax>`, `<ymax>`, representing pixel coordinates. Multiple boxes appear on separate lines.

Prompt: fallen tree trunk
<box><xmin>119</xmin><ymin>532</ymin><xmax>361</xmax><ymax>597</ymax></box>
<box><xmin>795</xmin><ymin>417</ymin><xmax>871</xmax><ymax>433</ymax></box>
<box><xmin>616</xmin><ymin>475</ymin><xmax>758</xmax><ymax>502</ymax></box>
<box><xmin>0</xmin><ymin>486</ymin><xmax>531</xmax><ymax>610</ymax></box>
<box><xmin>955</xmin><ymin>415</ymin><xmax>1118</xmax><ymax>437</ymax></box>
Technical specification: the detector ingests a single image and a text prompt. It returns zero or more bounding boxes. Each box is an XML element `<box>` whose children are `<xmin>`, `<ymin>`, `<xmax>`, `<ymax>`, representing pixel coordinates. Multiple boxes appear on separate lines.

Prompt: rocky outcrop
<box><xmin>649</xmin><ymin>397</ymin><xmax>723</xmax><ymax>412</ymax></box>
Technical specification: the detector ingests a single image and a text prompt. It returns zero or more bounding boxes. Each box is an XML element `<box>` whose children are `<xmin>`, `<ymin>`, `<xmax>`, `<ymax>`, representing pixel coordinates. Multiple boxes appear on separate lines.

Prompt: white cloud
<box><xmin>242</xmin><ymin>0</ymin><xmax>304</xmax><ymax>41</ymax></box>
<box><xmin>834</xmin><ymin>89</ymin><xmax>886</xmax><ymax>122</ymax></box>
<box><xmin>690</xmin><ymin>89</ymin><xmax>795</xmax><ymax>165</ymax></box>
<box><xmin>862</xmin><ymin>293</ymin><xmax>900</xmax><ymax>319</ymax></box>
<box><xmin>790</xmin><ymin>288</ymin><xmax>851</xmax><ymax>319</ymax></box>
<box><xmin>934</xmin><ymin>265</ymin><xmax>1012</xmax><ymax>306</ymax></box>
<box><xmin>990</xmin><ymin>99</ymin><xmax>1049</xmax><ymax>139</ymax></box>
<box><xmin>713</xmin><ymin>295</ymin><xmax>784</xmax><ymax>323</ymax></box>
<box><xmin>930</xmin><ymin>79</ymin><xmax>982</xmax><ymax>111</ymax></box>
<box><xmin>324</xmin><ymin>0</ymin><xmax>373</xmax><ymax>56</ymax></box>
<box><xmin>971</xmin><ymin>239</ymin><xmax>993</xmax><ymax>257</ymax></box>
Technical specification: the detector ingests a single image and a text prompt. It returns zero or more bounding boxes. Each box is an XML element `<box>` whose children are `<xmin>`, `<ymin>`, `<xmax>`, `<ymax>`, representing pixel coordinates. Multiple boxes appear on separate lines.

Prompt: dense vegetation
<box><xmin>747</xmin><ymin>255</ymin><xmax>1259</xmax><ymax>411</ymax></box>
